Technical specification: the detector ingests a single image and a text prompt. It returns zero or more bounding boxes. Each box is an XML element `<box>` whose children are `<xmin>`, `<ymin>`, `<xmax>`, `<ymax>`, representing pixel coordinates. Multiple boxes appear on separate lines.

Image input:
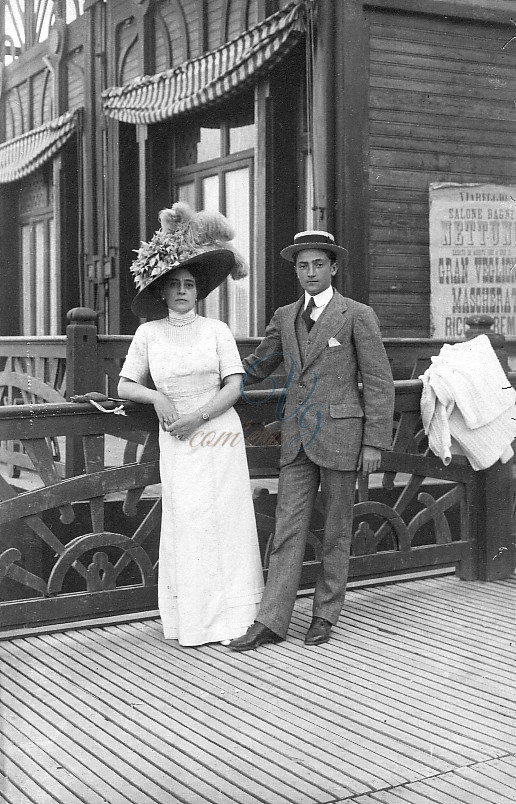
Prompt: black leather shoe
<box><xmin>228</xmin><ymin>622</ymin><xmax>284</xmax><ymax>652</ymax></box>
<box><xmin>305</xmin><ymin>617</ymin><xmax>332</xmax><ymax>646</ymax></box>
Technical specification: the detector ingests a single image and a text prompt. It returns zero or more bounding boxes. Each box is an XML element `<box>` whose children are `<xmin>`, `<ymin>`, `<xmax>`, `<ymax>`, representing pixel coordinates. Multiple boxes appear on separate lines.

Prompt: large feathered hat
<box><xmin>130</xmin><ymin>202</ymin><xmax>248</xmax><ymax>318</ymax></box>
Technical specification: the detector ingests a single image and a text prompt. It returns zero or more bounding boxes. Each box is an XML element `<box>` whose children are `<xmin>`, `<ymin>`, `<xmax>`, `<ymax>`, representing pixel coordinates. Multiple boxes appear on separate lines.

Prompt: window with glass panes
<box><xmin>19</xmin><ymin>169</ymin><xmax>59</xmax><ymax>335</ymax></box>
<box><xmin>173</xmin><ymin>96</ymin><xmax>255</xmax><ymax>337</ymax></box>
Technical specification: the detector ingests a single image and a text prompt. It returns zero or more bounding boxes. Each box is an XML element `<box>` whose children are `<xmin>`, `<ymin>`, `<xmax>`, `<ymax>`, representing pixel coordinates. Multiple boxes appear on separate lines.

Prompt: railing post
<box><xmin>65</xmin><ymin>307</ymin><xmax>101</xmax><ymax>476</ymax></box>
<box><xmin>471</xmin><ymin>462</ymin><xmax>514</xmax><ymax>580</ymax></box>
<box><xmin>463</xmin><ymin>313</ymin><xmax>514</xmax><ymax>580</ymax></box>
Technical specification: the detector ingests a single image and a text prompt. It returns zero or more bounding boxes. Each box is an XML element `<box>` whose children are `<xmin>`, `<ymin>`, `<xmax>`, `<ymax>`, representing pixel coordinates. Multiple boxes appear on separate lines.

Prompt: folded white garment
<box><xmin>424</xmin><ymin>335</ymin><xmax>515</xmax><ymax>428</ymax></box>
<box><xmin>420</xmin><ymin>335</ymin><xmax>516</xmax><ymax>470</ymax></box>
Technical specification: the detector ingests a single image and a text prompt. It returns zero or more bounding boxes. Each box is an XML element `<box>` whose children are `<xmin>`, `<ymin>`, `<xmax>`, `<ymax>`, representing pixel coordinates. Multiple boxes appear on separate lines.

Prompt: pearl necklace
<box><xmin>167</xmin><ymin>312</ymin><xmax>197</xmax><ymax>327</ymax></box>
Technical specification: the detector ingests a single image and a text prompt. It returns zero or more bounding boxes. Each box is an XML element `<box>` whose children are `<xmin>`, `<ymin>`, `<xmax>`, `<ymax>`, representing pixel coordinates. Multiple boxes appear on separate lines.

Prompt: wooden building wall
<box><xmin>364</xmin><ymin>3</ymin><xmax>516</xmax><ymax>337</ymax></box>
<box><xmin>1</xmin><ymin>0</ymin><xmax>514</xmax><ymax>339</ymax></box>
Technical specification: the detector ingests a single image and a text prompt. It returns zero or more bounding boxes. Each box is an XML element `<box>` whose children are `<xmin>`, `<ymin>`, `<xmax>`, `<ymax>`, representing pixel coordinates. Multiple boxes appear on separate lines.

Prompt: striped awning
<box><xmin>102</xmin><ymin>0</ymin><xmax>311</xmax><ymax>125</ymax></box>
<box><xmin>0</xmin><ymin>111</ymin><xmax>77</xmax><ymax>184</ymax></box>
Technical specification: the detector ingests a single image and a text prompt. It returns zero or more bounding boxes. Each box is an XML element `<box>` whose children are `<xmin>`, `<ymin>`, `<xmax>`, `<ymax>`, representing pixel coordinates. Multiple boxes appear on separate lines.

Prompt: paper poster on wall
<box><xmin>429</xmin><ymin>182</ymin><xmax>516</xmax><ymax>339</ymax></box>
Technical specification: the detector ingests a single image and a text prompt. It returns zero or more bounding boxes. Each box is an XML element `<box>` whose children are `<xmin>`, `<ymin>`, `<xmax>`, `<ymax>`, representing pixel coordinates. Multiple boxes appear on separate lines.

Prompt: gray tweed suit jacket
<box><xmin>242</xmin><ymin>290</ymin><xmax>395</xmax><ymax>471</ymax></box>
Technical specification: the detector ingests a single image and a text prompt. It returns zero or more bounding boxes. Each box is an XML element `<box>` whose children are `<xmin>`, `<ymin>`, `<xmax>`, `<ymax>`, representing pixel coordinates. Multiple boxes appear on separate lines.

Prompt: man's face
<box><xmin>294</xmin><ymin>248</ymin><xmax>338</xmax><ymax>295</ymax></box>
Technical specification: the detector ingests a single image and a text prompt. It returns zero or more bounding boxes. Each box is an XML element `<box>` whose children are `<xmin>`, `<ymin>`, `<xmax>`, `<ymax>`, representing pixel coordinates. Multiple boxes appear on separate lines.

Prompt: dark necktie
<box><xmin>302</xmin><ymin>297</ymin><xmax>316</xmax><ymax>332</ymax></box>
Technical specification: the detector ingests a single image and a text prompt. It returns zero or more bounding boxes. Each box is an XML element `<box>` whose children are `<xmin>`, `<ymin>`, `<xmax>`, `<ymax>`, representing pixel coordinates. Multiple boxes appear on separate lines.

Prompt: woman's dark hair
<box><xmin>153</xmin><ymin>266</ymin><xmax>200</xmax><ymax>299</ymax></box>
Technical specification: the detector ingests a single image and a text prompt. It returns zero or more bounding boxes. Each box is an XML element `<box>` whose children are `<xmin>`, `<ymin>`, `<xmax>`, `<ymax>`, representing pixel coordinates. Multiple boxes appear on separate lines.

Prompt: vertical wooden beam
<box><xmin>254</xmin><ymin>82</ymin><xmax>269</xmax><ymax>335</ymax></box>
<box><xmin>198</xmin><ymin>0</ymin><xmax>208</xmax><ymax>54</ymax></box>
<box><xmin>46</xmin><ymin>7</ymin><xmax>68</xmax><ymax>334</ymax></box>
<box><xmin>468</xmin><ymin>461</ymin><xmax>515</xmax><ymax>581</ymax></box>
<box><xmin>83</xmin><ymin>1</ymin><xmax>100</xmax><ymax>271</ymax></box>
<box><xmin>0</xmin><ymin>186</ymin><xmax>20</xmax><ymax>335</ymax></box>
<box><xmin>137</xmin><ymin>124</ymin><xmax>151</xmax><ymax>242</ymax></box>
<box><xmin>134</xmin><ymin>0</ymin><xmax>154</xmax><ymax>76</ymax></box>
<box><xmin>334</xmin><ymin>0</ymin><xmax>370</xmax><ymax>302</ymax></box>
<box><xmin>133</xmin><ymin>2</ymin><xmax>155</xmax><ymax>267</ymax></box>
<box><xmin>82</xmin><ymin>0</ymin><xmax>113</xmax><ymax>328</ymax></box>
<box><xmin>0</xmin><ymin>4</ymin><xmax>5</xmax><ymax>140</ymax></box>
<box><xmin>311</xmin><ymin>0</ymin><xmax>334</xmax><ymax>232</ymax></box>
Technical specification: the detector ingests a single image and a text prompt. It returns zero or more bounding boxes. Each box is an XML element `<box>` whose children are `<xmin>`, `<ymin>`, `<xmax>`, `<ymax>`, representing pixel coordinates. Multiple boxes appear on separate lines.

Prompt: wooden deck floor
<box><xmin>1</xmin><ymin>574</ymin><xmax>515</xmax><ymax>804</ymax></box>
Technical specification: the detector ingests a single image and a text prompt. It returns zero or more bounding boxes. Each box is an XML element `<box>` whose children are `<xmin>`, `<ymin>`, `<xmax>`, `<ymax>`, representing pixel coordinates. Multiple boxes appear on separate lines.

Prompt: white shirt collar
<box><xmin>304</xmin><ymin>285</ymin><xmax>334</xmax><ymax>309</ymax></box>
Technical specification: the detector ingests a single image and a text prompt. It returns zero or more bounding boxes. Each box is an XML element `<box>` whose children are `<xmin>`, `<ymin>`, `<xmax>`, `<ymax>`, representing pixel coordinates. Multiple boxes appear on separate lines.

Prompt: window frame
<box><xmin>173</xmin><ymin>135</ymin><xmax>255</xmax><ymax>336</ymax></box>
<box><xmin>19</xmin><ymin>201</ymin><xmax>58</xmax><ymax>336</ymax></box>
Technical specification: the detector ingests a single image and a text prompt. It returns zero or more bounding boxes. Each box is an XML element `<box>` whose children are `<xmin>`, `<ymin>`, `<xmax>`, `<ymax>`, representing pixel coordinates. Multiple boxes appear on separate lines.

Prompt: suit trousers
<box><xmin>257</xmin><ymin>449</ymin><xmax>357</xmax><ymax>638</ymax></box>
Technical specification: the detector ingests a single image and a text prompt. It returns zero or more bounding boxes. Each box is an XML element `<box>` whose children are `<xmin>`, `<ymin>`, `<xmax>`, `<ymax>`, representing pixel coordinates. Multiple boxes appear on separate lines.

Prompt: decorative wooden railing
<box><xmin>0</xmin><ymin>309</ymin><xmax>513</xmax><ymax>477</ymax></box>
<box><xmin>0</xmin><ymin>368</ymin><xmax>513</xmax><ymax>633</ymax></box>
<box><xmin>0</xmin><ymin>336</ymin><xmax>67</xmax><ymax>476</ymax></box>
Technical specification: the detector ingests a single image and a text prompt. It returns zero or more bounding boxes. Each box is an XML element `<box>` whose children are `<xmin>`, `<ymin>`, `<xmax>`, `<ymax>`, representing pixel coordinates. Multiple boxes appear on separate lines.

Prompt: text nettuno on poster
<box><xmin>429</xmin><ymin>183</ymin><xmax>516</xmax><ymax>339</ymax></box>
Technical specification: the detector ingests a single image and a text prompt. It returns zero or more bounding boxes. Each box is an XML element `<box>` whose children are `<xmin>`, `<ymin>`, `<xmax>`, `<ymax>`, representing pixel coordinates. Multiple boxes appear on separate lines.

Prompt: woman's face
<box><xmin>161</xmin><ymin>268</ymin><xmax>197</xmax><ymax>313</ymax></box>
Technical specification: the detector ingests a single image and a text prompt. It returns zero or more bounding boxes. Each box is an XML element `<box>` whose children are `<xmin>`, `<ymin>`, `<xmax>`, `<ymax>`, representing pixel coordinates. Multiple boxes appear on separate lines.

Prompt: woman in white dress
<box><xmin>118</xmin><ymin>204</ymin><xmax>264</xmax><ymax>646</ymax></box>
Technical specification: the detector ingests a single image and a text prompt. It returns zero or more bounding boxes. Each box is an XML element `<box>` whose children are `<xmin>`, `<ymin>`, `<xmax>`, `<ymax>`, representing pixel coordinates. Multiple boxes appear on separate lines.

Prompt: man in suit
<box><xmin>229</xmin><ymin>230</ymin><xmax>394</xmax><ymax>650</ymax></box>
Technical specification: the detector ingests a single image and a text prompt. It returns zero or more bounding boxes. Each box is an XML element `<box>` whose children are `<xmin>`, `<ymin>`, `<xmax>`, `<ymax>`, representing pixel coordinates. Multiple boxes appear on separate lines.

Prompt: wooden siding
<box><xmin>67</xmin><ymin>49</ymin><xmax>85</xmax><ymax>112</ymax></box>
<box><xmin>5</xmin><ymin>82</ymin><xmax>28</xmax><ymax>139</ymax></box>
<box><xmin>116</xmin><ymin>16</ymin><xmax>140</xmax><ymax>87</ymax></box>
<box><xmin>226</xmin><ymin>0</ymin><xmax>259</xmax><ymax>43</ymax></box>
<box><xmin>1</xmin><ymin>575</ymin><xmax>515</xmax><ymax>803</ymax></box>
<box><xmin>154</xmin><ymin>0</ymin><xmax>188</xmax><ymax>72</ymax></box>
<box><xmin>205</xmin><ymin>0</ymin><xmax>223</xmax><ymax>50</ymax></box>
<box><xmin>367</xmin><ymin>9</ymin><xmax>516</xmax><ymax>337</ymax></box>
<box><xmin>31</xmin><ymin>68</ymin><xmax>53</xmax><ymax>127</ymax></box>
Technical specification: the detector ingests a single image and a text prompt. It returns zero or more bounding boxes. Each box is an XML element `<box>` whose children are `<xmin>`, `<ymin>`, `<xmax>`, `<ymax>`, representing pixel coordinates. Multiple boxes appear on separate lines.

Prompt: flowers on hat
<box><xmin>130</xmin><ymin>202</ymin><xmax>248</xmax><ymax>292</ymax></box>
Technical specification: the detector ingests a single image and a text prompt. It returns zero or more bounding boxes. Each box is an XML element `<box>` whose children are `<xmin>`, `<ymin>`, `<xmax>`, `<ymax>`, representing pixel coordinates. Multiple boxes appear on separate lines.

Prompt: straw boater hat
<box><xmin>130</xmin><ymin>202</ymin><xmax>248</xmax><ymax>318</ymax></box>
<box><xmin>280</xmin><ymin>230</ymin><xmax>348</xmax><ymax>262</ymax></box>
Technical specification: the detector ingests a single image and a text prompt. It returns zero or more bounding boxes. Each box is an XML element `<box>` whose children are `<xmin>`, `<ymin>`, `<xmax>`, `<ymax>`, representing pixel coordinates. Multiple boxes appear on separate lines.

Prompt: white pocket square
<box><xmin>328</xmin><ymin>337</ymin><xmax>341</xmax><ymax>347</ymax></box>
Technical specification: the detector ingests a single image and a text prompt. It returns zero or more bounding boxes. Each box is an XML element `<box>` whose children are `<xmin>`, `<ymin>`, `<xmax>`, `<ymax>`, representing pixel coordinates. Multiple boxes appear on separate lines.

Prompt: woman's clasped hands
<box><xmin>154</xmin><ymin>394</ymin><xmax>202</xmax><ymax>441</ymax></box>
<box><xmin>166</xmin><ymin>412</ymin><xmax>202</xmax><ymax>442</ymax></box>
<box><xmin>154</xmin><ymin>394</ymin><xmax>180</xmax><ymax>436</ymax></box>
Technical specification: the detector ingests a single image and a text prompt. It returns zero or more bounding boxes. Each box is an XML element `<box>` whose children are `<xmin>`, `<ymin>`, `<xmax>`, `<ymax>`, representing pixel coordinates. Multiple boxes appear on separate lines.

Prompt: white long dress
<box><xmin>120</xmin><ymin>313</ymin><xmax>264</xmax><ymax>645</ymax></box>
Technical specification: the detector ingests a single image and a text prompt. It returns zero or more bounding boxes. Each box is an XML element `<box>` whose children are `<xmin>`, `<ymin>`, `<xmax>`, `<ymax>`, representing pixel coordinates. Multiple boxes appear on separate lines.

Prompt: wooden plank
<box><xmin>297</xmin><ymin>588</ymin><xmax>516</xmax><ymax>719</ymax></box>
<box><xmin>0</xmin><ymin>723</ymin><xmax>87</xmax><ymax>804</ymax></box>
<box><xmin>369</xmin><ymin>10</ymin><xmax>516</xmax><ymax>40</ymax></box>
<box><xmin>1</xmin><ymin>695</ymin><xmax>132</xmax><ymax>804</ymax></box>
<box><xmin>336</xmin><ymin>590</ymin><xmax>516</xmax><ymax>711</ymax></box>
<box><xmin>370</xmin><ymin>73</ymin><xmax>515</xmax><ymax>104</ymax></box>
<box><xmin>1</xmin><ymin>576</ymin><xmax>516</xmax><ymax>804</ymax></box>
<box><xmin>362</xmin><ymin>585</ymin><xmax>516</xmax><ymax>661</ymax></box>
<box><xmin>369</xmin><ymin>147</ymin><xmax>516</xmax><ymax>176</ymax></box>
<box><xmin>369</xmin><ymin>123</ymin><xmax>516</xmax><ymax>150</ymax></box>
<box><xmin>369</xmin><ymin>54</ymin><xmax>516</xmax><ymax>81</ymax></box>
<box><xmin>369</xmin><ymin>135</ymin><xmax>514</xmax><ymax>160</ymax></box>
<box><xmin>3</xmin><ymin>635</ymin><xmax>320</xmax><ymax>804</ymax></box>
<box><xmin>0</xmin><ymin>641</ymin><xmax>250</xmax><ymax>804</ymax></box>
<box><xmin>0</xmin><ymin>585</ymin><xmax>158</xmax><ymax>630</ymax></box>
<box><xmin>343</xmin><ymin>588</ymin><xmax>516</xmax><ymax>683</ymax></box>
<box><xmin>418</xmin><ymin>773</ymin><xmax>514</xmax><ymax>804</ymax></box>
<box><xmin>386</xmin><ymin>579</ymin><xmax>516</xmax><ymax>630</ymax></box>
<box><xmin>367</xmin><ymin>1</ymin><xmax>513</xmax><ymax>26</ymax></box>
<box><xmin>369</xmin><ymin>168</ymin><xmax>508</xmax><ymax>191</ymax></box>
<box><xmin>132</xmin><ymin>627</ymin><xmax>467</xmax><ymax>775</ymax></box>
<box><xmin>59</xmin><ymin>627</ymin><xmax>362</xmax><ymax>801</ymax></box>
<box><xmin>369</xmin><ymin>107</ymin><xmax>516</xmax><ymax>136</ymax></box>
<box><xmin>111</xmin><ymin>621</ymin><xmax>418</xmax><ymax>786</ymax></box>
<box><xmin>284</xmin><ymin>614</ymin><xmax>516</xmax><ymax>749</ymax></box>
<box><xmin>370</xmin><ymin>29</ymin><xmax>516</xmax><ymax>65</ymax></box>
